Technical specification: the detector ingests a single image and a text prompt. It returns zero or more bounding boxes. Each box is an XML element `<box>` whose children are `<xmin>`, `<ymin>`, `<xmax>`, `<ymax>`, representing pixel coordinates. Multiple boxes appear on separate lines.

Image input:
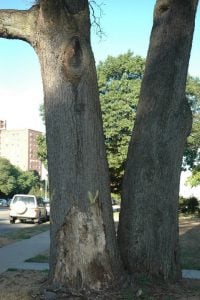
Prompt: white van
<box><xmin>9</xmin><ymin>194</ymin><xmax>47</xmax><ymax>224</ymax></box>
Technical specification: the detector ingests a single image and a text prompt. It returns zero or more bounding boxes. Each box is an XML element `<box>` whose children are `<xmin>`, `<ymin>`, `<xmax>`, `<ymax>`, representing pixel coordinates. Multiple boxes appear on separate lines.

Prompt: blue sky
<box><xmin>0</xmin><ymin>0</ymin><xmax>199</xmax><ymax>132</ymax></box>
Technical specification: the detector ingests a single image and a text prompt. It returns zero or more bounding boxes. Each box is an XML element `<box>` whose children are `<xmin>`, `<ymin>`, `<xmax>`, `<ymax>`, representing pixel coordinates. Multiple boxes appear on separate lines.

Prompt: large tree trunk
<box><xmin>0</xmin><ymin>0</ymin><xmax>122</xmax><ymax>290</ymax></box>
<box><xmin>118</xmin><ymin>0</ymin><xmax>198</xmax><ymax>281</ymax></box>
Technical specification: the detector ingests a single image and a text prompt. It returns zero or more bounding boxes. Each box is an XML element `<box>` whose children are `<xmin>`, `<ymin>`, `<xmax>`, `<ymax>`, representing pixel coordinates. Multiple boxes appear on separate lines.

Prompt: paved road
<box><xmin>0</xmin><ymin>208</ymin><xmax>38</xmax><ymax>233</ymax></box>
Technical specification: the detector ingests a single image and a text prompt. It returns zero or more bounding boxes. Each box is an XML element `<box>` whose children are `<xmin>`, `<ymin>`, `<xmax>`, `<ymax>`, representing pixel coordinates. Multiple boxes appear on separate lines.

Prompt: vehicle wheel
<box><xmin>37</xmin><ymin>214</ymin><xmax>42</xmax><ymax>224</ymax></box>
<box><xmin>10</xmin><ymin>217</ymin><xmax>16</xmax><ymax>224</ymax></box>
<box><xmin>45</xmin><ymin>212</ymin><xmax>48</xmax><ymax>222</ymax></box>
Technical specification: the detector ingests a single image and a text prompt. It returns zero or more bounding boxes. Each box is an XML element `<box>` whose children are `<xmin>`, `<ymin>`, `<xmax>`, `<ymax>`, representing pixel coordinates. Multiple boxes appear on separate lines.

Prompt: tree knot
<box><xmin>63</xmin><ymin>35</ymin><xmax>84</xmax><ymax>84</ymax></box>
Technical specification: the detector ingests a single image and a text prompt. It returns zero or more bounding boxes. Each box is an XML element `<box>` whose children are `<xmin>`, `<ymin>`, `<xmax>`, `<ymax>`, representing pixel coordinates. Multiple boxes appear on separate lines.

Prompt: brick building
<box><xmin>0</xmin><ymin>125</ymin><xmax>43</xmax><ymax>176</ymax></box>
<box><xmin>0</xmin><ymin>120</ymin><xmax>6</xmax><ymax>130</ymax></box>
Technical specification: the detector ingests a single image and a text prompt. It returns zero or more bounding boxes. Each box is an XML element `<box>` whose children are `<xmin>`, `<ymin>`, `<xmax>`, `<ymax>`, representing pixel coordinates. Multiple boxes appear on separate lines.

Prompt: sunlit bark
<box><xmin>0</xmin><ymin>0</ymin><xmax>122</xmax><ymax>290</ymax></box>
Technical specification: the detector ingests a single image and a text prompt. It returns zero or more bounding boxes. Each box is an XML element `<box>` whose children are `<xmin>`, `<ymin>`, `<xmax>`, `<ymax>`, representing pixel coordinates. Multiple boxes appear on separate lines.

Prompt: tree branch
<box><xmin>0</xmin><ymin>6</ymin><xmax>39</xmax><ymax>44</ymax></box>
<box><xmin>89</xmin><ymin>0</ymin><xmax>105</xmax><ymax>39</ymax></box>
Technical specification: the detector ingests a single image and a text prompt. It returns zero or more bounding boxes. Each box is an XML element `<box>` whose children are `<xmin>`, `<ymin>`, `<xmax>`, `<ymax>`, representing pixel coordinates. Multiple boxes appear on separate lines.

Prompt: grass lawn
<box><xmin>179</xmin><ymin>215</ymin><xmax>200</xmax><ymax>270</ymax></box>
<box><xmin>25</xmin><ymin>251</ymin><xmax>49</xmax><ymax>263</ymax></box>
<box><xmin>0</xmin><ymin>223</ymin><xmax>50</xmax><ymax>248</ymax></box>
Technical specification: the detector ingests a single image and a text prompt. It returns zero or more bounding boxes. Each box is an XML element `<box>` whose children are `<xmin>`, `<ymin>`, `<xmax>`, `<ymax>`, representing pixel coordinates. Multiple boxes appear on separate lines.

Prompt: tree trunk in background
<box><xmin>0</xmin><ymin>0</ymin><xmax>122</xmax><ymax>290</ymax></box>
<box><xmin>118</xmin><ymin>0</ymin><xmax>198</xmax><ymax>281</ymax></box>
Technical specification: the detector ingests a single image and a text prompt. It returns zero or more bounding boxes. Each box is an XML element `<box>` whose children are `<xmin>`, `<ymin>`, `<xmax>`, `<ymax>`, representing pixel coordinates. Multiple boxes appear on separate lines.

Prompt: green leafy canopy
<box><xmin>98</xmin><ymin>51</ymin><xmax>145</xmax><ymax>195</ymax></box>
<box><xmin>0</xmin><ymin>157</ymin><xmax>41</xmax><ymax>198</ymax></box>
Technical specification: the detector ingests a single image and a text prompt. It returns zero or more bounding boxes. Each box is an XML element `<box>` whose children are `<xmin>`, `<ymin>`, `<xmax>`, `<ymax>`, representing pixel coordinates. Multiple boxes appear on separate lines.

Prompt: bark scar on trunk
<box><xmin>63</xmin><ymin>35</ymin><xmax>84</xmax><ymax>84</ymax></box>
<box><xmin>154</xmin><ymin>0</ymin><xmax>171</xmax><ymax>17</ymax></box>
<box><xmin>53</xmin><ymin>201</ymin><xmax>113</xmax><ymax>290</ymax></box>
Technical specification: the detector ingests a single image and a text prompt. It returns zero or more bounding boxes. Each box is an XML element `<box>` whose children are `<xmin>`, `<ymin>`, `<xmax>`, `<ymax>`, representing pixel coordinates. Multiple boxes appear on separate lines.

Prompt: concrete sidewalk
<box><xmin>182</xmin><ymin>269</ymin><xmax>200</xmax><ymax>280</ymax></box>
<box><xmin>0</xmin><ymin>230</ymin><xmax>200</xmax><ymax>280</ymax></box>
<box><xmin>0</xmin><ymin>230</ymin><xmax>50</xmax><ymax>274</ymax></box>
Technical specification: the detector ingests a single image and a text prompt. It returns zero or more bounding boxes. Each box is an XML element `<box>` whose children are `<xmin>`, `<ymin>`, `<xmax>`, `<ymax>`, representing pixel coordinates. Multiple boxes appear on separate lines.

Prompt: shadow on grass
<box><xmin>180</xmin><ymin>221</ymin><xmax>200</xmax><ymax>270</ymax></box>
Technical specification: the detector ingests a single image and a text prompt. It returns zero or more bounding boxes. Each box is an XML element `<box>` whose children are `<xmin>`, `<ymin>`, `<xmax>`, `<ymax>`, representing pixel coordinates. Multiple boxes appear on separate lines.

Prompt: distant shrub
<box><xmin>179</xmin><ymin>196</ymin><xmax>199</xmax><ymax>214</ymax></box>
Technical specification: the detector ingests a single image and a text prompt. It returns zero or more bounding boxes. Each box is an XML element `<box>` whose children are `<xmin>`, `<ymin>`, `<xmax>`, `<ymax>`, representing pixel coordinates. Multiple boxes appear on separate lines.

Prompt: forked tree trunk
<box><xmin>118</xmin><ymin>0</ymin><xmax>198</xmax><ymax>281</ymax></box>
<box><xmin>0</xmin><ymin>0</ymin><xmax>122</xmax><ymax>290</ymax></box>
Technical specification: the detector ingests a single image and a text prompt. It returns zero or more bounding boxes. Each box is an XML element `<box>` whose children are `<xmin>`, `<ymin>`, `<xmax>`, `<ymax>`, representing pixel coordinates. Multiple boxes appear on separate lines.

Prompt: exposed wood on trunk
<box><xmin>54</xmin><ymin>201</ymin><xmax>113</xmax><ymax>290</ymax></box>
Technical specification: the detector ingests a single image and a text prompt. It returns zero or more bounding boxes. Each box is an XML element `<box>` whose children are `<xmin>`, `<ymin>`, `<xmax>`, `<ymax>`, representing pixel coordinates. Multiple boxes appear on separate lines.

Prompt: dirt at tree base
<box><xmin>0</xmin><ymin>270</ymin><xmax>47</xmax><ymax>300</ymax></box>
<box><xmin>0</xmin><ymin>270</ymin><xmax>200</xmax><ymax>299</ymax></box>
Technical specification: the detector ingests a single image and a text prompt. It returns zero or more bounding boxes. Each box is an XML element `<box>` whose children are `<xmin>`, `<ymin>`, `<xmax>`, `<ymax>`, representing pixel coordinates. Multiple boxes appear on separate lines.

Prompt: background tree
<box><xmin>0</xmin><ymin>157</ymin><xmax>41</xmax><ymax>198</ymax></box>
<box><xmin>118</xmin><ymin>0</ymin><xmax>199</xmax><ymax>281</ymax></box>
<box><xmin>37</xmin><ymin>134</ymin><xmax>47</xmax><ymax>168</ymax></box>
<box><xmin>98</xmin><ymin>51</ymin><xmax>145</xmax><ymax>197</ymax></box>
<box><xmin>187</xmin><ymin>165</ymin><xmax>200</xmax><ymax>186</ymax></box>
<box><xmin>184</xmin><ymin>76</ymin><xmax>200</xmax><ymax>168</ymax></box>
<box><xmin>0</xmin><ymin>0</ymin><xmax>122</xmax><ymax>290</ymax></box>
<box><xmin>184</xmin><ymin>76</ymin><xmax>200</xmax><ymax>187</ymax></box>
<box><xmin>0</xmin><ymin>158</ymin><xmax>19</xmax><ymax>198</ymax></box>
<box><xmin>17</xmin><ymin>170</ymin><xmax>42</xmax><ymax>195</ymax></box>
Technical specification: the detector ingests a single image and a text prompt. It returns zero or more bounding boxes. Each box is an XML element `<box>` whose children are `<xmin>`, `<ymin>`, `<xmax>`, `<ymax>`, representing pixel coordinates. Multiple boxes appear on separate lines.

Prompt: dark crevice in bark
<box><xmin>63</xmin><ymin>0</ymin><xmax>88</xmax><ymax>15</ymax></box>
<box><xmin>69</xmin><ymin>36</ymin><xmax>83</xmax><ymax>68</ymax></box>
<box><xmin>39</xmin><ymin>1</ymin><xmax>63</xmax><ymax>21</ymax></box>
<box><xmin>158</xmin><ymin>4</ymin><xmax>170</xmax><ymax>15</ymax></box>
<box><xmin>62</xmin><ymin>37</ymin><xmax>84</xmax><ymax>84</ymax></box>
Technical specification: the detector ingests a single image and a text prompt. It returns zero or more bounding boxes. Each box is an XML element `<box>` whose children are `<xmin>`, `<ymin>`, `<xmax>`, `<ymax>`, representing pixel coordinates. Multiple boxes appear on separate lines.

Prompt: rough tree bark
<box><xmin>0</xmin><ymin>0</ymin><xmax>122</xmax><ymax>290</ymax></box>
<box><xmin>118</xmin><ymin>0</ymin><xmax>199</xmax><ymax>281</ymax></box>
